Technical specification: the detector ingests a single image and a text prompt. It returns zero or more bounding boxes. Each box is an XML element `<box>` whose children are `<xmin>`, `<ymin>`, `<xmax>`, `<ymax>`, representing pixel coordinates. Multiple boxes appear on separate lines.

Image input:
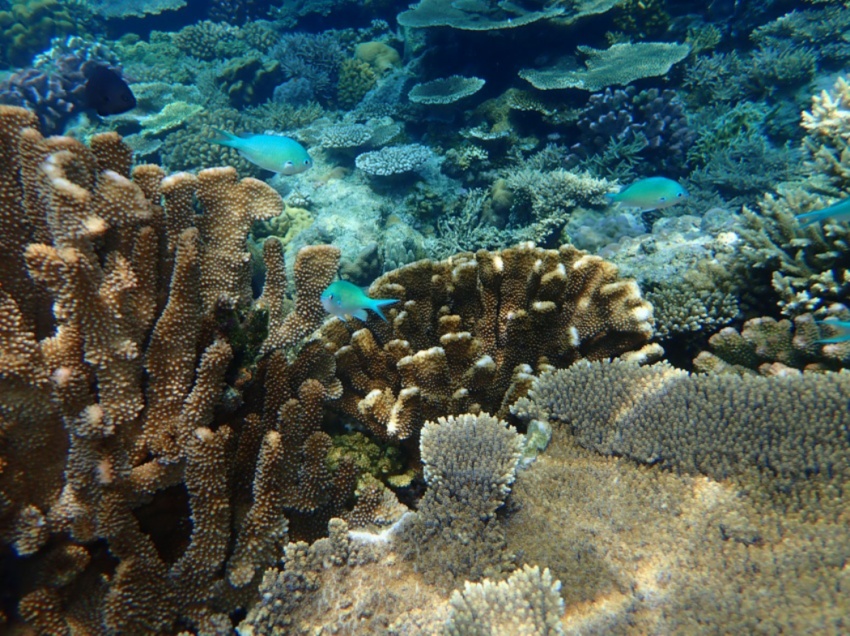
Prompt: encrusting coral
<box><xmin>0</xmin><ymin>105</ymin><xmax>351</xmax><ymax>633</ymax></box>
<box><xmin>316</xmin><ymin>242</ymin><xmax>659</xmax><ymax>443</ymax></box>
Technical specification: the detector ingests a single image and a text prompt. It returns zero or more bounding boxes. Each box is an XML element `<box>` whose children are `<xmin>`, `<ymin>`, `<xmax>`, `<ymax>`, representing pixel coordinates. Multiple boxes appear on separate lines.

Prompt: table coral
<box><xmin>513</xmin><ymin>359</ymin><xmax>850</xmax><ymax>516</ymax></box>
<box><xmin>519</xmin><ymin>42</ymin><xmax>690</xmax><ymax>92</ymax></box>
<box><xmin>316</xmin><ymin>243</ymin><xmax>657</xmax><ymax>443</ymax></box>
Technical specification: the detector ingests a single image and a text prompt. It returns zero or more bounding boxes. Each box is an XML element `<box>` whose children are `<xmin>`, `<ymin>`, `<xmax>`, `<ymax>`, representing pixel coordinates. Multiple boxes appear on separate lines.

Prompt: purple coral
<box><xmin>0</xmin><ymin>68</ymin><xmax>75</xmax><ymax>134</ymax></box>
<box><xmin>270</xmin><ymin>32</ymin><xmax>345</xmax><ymax>105</ymax></box>
<box><xmin>0</xmin><ymin>36</ymin><xmax>122</xmax><ymax>135</ymax></box>
<box><xmin>567</xmin><ymin>86</ymin><xmax>695</xmax><ymax>176</ymax></box>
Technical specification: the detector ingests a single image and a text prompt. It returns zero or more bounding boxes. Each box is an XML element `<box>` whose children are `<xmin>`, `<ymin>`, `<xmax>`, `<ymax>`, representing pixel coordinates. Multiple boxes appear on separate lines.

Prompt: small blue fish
<box><xmin>209</xmin><ymin>129</ymin><xmax>313</xmax><ymax>175</ymax></box>
<box><xmin>814</xmin><ymin>320</ymin><xmax>850</xmax><ymax>344</ymax></box>
<box><xmin>795</xmin><ymin>199</ymin><xmax>850</xmax><ymax>227</ymax></box>
<box><xmin>321</xmin><ymin>280</ymin><xmax>398</xmax><ymax>322</ymax></box>
<box><xmin>606</xmin><ymin>177</ymin><xmax>689</xmax><ymax>211</ymax></box>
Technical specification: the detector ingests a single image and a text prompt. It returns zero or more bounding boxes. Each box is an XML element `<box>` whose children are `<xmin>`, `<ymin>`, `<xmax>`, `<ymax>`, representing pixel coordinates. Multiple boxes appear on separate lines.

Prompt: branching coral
<box><xmin>396</xmin><ymin>413</ymin><xmax>523</xmax><ymax>586</ymax></box>
<box><xmin>316</xmin><ymin>243</ymin><xmax>657</xmax><ymax>443</ymax></box>
<box><xmin>0</xmin><ymin>105</ymin><xmax>357</xmax><ymax>633</ymax></box>
<box><xmin>801</xmin><ymin>75</ymin><xmax>850</xmax><ymax>191</ymax></box>
<box><xmin>513</xmin><ymin>359</ymin><xmax>850</xmax><ymax>516</ymax></box>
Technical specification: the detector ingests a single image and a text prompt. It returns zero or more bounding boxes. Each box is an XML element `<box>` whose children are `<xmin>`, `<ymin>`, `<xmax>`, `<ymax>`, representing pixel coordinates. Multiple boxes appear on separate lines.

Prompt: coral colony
<box><xmin>1</xmin><ymin>0</ymin><xmax>850</xmax><ymax>633</ymax></box>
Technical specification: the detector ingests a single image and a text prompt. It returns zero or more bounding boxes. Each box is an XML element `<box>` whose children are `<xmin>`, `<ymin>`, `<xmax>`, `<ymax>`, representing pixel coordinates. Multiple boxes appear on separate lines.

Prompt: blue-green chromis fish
<box><xmin>321</xmin><ymin>280</ymin><xmax>398</xmax><ymax>322</ymax></box>
<box><xmin>606</xmin><ymin>177</ymin><xmax>689</xmax><ymax>211</ymax></box>
<box><xmin>795</xmin><ymin>198</ymin><xmax>850</xmax><ymax>227</ymax></box>
<box><xmin>814</xmin><ymin>319</ymin><xmax>850</xmax><ymax>344</ymax></box>
<box><xmin>209</xmin><ymin>129</ymin><xmax>313</xmax><ymax>175</ymax></box>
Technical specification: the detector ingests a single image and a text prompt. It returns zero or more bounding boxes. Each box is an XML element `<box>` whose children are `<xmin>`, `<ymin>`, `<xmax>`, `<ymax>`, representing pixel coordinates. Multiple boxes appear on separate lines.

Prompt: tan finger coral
<box><xmin>0</xmin><ymin>105</ymin><xmax>350</xmax><ymax>633</ymax></box>
<box><xmin>318</xmin><ymin>242</ymin><xmax>657</xmax><ymax>442</ymax></box>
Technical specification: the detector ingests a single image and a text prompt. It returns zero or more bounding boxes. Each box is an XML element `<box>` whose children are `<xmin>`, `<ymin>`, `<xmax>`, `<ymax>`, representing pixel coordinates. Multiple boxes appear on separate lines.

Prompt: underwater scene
<box><xmin>1</xmin><ymin>0</ymin><xmax>849</xmax><ymax>633</ymax></box>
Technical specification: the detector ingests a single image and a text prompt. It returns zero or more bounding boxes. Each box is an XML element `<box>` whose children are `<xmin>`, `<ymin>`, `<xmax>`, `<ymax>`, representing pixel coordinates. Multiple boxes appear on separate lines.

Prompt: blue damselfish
<box><xmin>209</xmin><ymin>129</ymin><xmax>313</xmax><ymax>175</ymax></box>
<box><xmin>321</xmin><ymin>280</ymin><xmax>398</xmax><ymax>322</ymax></box>
<box><xmin>606</xmin><ymin>177</ymin><xmax>689</xmax><ymax>211</ymax></box>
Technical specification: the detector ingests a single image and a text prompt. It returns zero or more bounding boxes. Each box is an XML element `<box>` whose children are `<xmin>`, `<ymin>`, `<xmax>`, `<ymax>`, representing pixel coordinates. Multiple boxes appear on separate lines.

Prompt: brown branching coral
<box><xmin>0</xmin><ymin>105</ymin><xmax>350</xmax><ymax>633</ymax></box>
<box><xmin>317</xmin><ymin>242</ymin><xmax>658</xmax><ymax>442</ymax></box>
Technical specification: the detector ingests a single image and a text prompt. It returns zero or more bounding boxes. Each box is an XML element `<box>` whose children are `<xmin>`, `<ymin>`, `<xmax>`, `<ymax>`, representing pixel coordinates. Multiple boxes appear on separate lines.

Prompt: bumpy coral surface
<box><xmin>317</xmin><ymin>243</ymin><xmax>657</xmax><ymax>442</ymax></box>
<box><xmin>0</xmin><ymin>106</ymin><xmax>354</xmax><ymax>633</ymax></box>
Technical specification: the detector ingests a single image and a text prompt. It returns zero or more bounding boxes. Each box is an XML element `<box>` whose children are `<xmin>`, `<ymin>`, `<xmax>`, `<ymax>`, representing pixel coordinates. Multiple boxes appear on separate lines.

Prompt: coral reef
<box><xmin>355</xmin><ymin>143</ymin><xmax>434</xmax><ymax>177</ymax></box>
<box><xmin>504</xmin><ymin>167</ymin><xmax>613</xmax><ymax>242</ymax></box>
<box><xmin>398</xmin><ymin>0</ymin><xmax>563</xmax><ymax>31</ymax></box>
<box><xmin>399</xmin><ymin>412</ymin><xmax>523</xmax><ymax>586</ymax></box>
<box><xmin>0</xmin><ymin>35</ymin><xmax>121</xmax><ymax>135</ymax></box>
<box><xmin>0</xmin><ymin>105</ymin><xmax>355</xmax><ymax>632</ymax></box>
<box><xmin>520</xmin><ymin>42</ymin><xmax>690</xmax><ymax>92</ymax></box>
<box><xmin>446</xmin><ymin>565</ymin><xmax>564</xmax><ymax>636</ymax></box>
<box><xmin>692</xmin><ymin>313</ymin><xmax>846</xmax><ymax>375</ymax></box>
<box><xmin>316</xmin><ymin>243</ymin><xmax>657</xmax><ymax>442</ymax></box>
<box><xmin>270</xmin><ymin>32</ymin><xmax>346</xmax><ymax>106</ymax></box>
<box><xmin>513</xmin><ymin>359</ymin><xmax>850</xmax><ymax>514</ymax></box>
<box><xmin>566</xmin><ymin>86</ymin><xmax>695</xmax><ymax>177</ymax></box>
<box><xmin>86</xmin><ymin>0</ymin><xmax>185</xmax><ymax>18</ymax></box>
<box><xmin>408</xmin><ymin>75</ymin><xmax>486</xmax><ymax>105</ymax></box>
<box><xmin>0</xmin><ymin>0</ymin><xmax>77</xmax><ymax>68</ymax></box>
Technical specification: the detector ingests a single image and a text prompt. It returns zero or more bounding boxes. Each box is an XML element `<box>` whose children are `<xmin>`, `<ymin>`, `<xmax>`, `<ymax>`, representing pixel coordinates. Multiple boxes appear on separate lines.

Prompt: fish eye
<box><xmin>304</xmin><ymin>159</ymin><xmax>311</xmax><ymax>165</ymax></box>
<box><xmin>677</xmin><ymin>192</ymin><xmax>684</xmax><ymax>197</ymax></box>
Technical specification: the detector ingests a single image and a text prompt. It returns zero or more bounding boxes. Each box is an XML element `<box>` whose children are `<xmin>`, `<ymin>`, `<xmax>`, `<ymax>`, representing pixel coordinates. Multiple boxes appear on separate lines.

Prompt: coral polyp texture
<box><xmin>0</xmin><ymin>105</ymin><xmax>351</xmax><ymax>632</ymax></box>
<box><xmin>513</xmin><ymin>359</ymin><xmax>850</xmax><ymax>515</ymax></box>
<box><xmin>317</xmin><ymin>243</ymin><xmax>657</xmax><ymax>442</ymax></box>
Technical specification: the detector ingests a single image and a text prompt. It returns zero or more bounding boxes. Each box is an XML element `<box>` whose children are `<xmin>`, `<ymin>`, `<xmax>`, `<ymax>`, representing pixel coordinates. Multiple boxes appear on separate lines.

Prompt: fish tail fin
<box><xmin>209</xmin><ymin>128</ymin><xmax>239</xmax><ymax>148</ymax></box>
<box><xmin>795</xmin><ymin>211</ymin><xmax>821</xmax><ymax>227</ymax></box>
<box><xmin>369</xmin><ymin>298</ymin><xmax>399</xmax><ymax>322</ymax></box>
<box><xmin>814</xmin><ymin>320</ymin><xmax>850</xmax><ymax>344</ymax></box>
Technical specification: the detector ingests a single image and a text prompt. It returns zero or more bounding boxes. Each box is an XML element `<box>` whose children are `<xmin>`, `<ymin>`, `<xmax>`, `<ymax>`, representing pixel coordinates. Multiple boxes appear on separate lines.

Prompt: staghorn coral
<box><xmin>752</xmin><ymin>3</ymin><xmax>850</xmax><ymax>66</ymax></box>
<box><xmin>513</xmin><ymin>359</ymin><xmax>850</xmax><ymax>516</ymax></box>
<box><xmin>504</xmin><ymin>168</ymin><xmax>613</xmax><ymax>242</ymax></box>
<box><xmin>737</xmin><ymin>191</ymin><xmax>850</xmax><ymax>317</ymax></box>
<box><xmin>0</xmin><ymin>105</ymin><xmax>357</xmax><ymax>633</ymax></box>
<box><xmin>316</xmin><ymin>243</ymin><xmax>657</xmax><ymax>443</ymax></box>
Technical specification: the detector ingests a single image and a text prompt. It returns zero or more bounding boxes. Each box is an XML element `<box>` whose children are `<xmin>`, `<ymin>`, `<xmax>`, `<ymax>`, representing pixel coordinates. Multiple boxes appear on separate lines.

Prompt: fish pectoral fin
<box><xmin>352</xmin><ymin>309</ymin><xmax>369</xmax><ymax>321</ymax></box>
